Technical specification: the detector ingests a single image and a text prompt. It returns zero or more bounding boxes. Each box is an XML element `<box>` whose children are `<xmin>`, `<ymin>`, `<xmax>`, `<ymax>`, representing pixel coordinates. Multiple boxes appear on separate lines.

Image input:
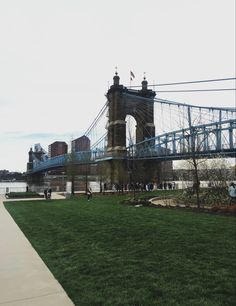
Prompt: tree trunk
<box><xmin>193</xmin><ymin>157</ymin><xmax>200</xmax><ymax>209</ymax></box>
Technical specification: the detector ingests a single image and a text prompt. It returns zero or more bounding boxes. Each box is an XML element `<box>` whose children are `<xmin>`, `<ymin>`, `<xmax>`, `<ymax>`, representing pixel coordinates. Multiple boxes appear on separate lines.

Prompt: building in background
<box><xmin>71</xmin><ymin>136</ymin><xmax>91</xmax><ymax>182</ymax></box>
<box><xmin>72</xmin><ymin>136</ymin><xmax>90</xmax><ymax>152</ymax></box>
<box><xmin>48</xmin><ymin>141</ymin><xmax>68</xmax><ymax>158</ymax></box>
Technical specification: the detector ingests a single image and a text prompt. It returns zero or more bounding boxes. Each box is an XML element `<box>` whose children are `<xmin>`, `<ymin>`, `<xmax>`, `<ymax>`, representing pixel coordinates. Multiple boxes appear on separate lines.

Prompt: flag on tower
<box><xmin>130</xmin><ymin>71</ymin><xmax>135</xmax><ymax>80</ymax></box>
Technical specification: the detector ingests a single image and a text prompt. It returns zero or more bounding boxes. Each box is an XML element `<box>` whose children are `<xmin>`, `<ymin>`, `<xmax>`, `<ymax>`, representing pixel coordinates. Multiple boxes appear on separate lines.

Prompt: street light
<box><xmin>85</xmin><ymin>164</ymin><xmax>88</xmax><ymax>192</ymax></box>
<box><xmin>62</xmin><ymin>172</ymin><xmax>65</xmax><ymax>192</ymax></box>
<box><xmin>127</xmin><ymin>145</ymin><xmax>135</xmax><ymax>199</ymax></box>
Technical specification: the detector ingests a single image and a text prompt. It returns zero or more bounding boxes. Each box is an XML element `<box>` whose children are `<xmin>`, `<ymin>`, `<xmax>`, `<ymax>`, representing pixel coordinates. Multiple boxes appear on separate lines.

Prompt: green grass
<box><xmin>4</xmin><ymin>195</ymin><xmax>236</xmax><ymax>306</ymax></box>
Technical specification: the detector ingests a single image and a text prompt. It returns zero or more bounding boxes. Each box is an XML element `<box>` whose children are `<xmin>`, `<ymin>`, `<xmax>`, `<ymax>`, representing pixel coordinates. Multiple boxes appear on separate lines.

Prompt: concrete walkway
<box><xmin>150</xmin><ymin>197</ymin><xmax>211</xmax><ymax>209</ymax></box>
<box><xmin>0</xmin><ymin>194</ymin><xmax>74</xmax><ymax>306</ymax></box>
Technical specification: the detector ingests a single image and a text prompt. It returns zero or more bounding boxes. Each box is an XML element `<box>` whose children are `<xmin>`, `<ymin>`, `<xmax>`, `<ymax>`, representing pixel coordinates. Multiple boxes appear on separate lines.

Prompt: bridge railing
<box><xmin>29</xmin><ymin>150</ymin><xmax>107</xmax><ymax>173</ymax></box>
<box><xmin>128</xmin><ymin>119</ymin><xmax>236</xmax><ymax>160</ymax></box>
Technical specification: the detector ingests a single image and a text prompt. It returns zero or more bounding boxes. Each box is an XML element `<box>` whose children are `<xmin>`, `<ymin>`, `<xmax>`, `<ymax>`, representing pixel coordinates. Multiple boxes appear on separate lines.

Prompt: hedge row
<box><xmin>6</xmin><ymin>192</ymin><xmax>43</xmax><ymax>199</ymax></box>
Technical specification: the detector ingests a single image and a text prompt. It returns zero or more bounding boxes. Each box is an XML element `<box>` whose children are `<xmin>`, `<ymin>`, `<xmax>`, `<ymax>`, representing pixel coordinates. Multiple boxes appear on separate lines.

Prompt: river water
<box><xmin>0</xmin><ymin>182</ymin><xmax>27</xmax><ymax>194</ymax></box>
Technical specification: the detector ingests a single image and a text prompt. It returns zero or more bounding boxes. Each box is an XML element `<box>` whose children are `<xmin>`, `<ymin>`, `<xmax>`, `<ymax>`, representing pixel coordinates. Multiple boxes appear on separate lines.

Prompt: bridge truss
<box><xmin>28</xmin><ymin>80</ymin><xmax>236</xmax><ymax>174</ymax></box>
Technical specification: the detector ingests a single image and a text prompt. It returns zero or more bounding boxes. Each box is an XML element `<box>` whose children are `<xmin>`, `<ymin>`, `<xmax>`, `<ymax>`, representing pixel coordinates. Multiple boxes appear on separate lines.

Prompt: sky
<box><xmin>0</xmin><ymin>0</ymin><xmax>235</xmax><ymax>172</ymax></box>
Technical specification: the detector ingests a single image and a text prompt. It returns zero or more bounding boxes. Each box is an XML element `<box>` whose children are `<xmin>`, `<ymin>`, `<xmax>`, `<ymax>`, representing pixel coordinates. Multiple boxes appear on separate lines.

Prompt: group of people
<box><xmin>43</xmin><ymin>182</ymin><xmax>236</xmax><ymax>205</ymax></box>
<box><xmin>44</xmin><ymin>188</ymin><xmax>52</xmax><ymax>199</ymax></box>
<box><xmin>101</xmin><ymin>182</ymin><xmax>176</xmax><ymax>193</ymax></box>
<box><xmin>159</xmin><ymin>182</ymin><xmax>176</xmax><ymax>190</ymax></box>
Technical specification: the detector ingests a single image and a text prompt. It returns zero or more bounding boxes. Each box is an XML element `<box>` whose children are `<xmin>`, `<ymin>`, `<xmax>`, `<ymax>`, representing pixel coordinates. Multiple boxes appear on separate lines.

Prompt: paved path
<box><xmin>0</xmin><ymin>194</ymin><xmax>74</xmax><ymax>306</ymax></box>
<box><xmin>150</xmin><ymin>197</ymin><xmax>211</xmax><ymax>209</ymax></box>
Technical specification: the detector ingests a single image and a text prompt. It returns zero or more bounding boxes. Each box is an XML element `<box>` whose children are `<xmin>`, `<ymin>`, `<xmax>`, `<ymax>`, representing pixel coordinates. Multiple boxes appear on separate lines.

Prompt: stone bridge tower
<box><xmin>105</xmin><ymin>73</ymin><xmax>159</xmax><ymax>184</ymax></box>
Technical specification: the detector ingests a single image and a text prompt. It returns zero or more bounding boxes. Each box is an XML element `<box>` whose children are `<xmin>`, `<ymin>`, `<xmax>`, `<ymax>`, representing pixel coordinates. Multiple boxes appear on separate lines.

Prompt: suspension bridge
<box><xmin>27</xmin><ymin>74</ymin><xmax>236</xmax><ymax>184</ymax></box>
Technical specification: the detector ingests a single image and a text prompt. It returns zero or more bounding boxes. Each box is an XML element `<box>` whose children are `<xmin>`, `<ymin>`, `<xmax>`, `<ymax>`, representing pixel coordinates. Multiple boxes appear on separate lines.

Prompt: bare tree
<box><xmin>180</xmin><ymin>156</ymin><xmax>204</xmax><ymax>208</ymax></box>
<box><xmin>180</xmin><ymin>106</ymin><xmax>217</xmax><ymax>208</ymax></box>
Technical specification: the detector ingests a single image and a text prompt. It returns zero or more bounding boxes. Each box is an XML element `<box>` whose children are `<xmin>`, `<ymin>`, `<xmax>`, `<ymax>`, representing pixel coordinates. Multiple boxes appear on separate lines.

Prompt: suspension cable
<box><xmin>128</xmin><ymin>77</ymin><xmax>236</xmax><ymax>88</ymax></box>
<box><xmin>84</xmin><ymin>101</ymin><xmax>108</xmax><ymax>136</ymax></box>
<box><xmin>91</xmin><ymin>132</ymin><xmax>107</xmax><ymax>149</ymax></box>
<box><xmin>154</xmin><ymin>88</ymin><xmax>236</xmax><ymax>93</ymax></box>
<box><xmin>123</xmin><ymin>92</ymin><xmax>236</xmax><ymax>111</ymax></box>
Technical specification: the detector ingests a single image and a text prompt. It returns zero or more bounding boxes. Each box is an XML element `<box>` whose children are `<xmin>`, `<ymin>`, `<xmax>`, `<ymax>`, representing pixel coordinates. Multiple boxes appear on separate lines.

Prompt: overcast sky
<box><xmin>0</xmin><ymin>0</ymin><xmax>235</xmax><ymax>172</ymax></box>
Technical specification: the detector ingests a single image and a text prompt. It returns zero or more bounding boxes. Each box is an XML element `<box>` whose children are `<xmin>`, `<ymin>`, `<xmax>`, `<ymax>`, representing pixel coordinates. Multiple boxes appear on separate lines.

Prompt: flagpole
<box><xmin>130</xmin><ymin>70</ymin><xmax>135</xmax><ymax>88</ymax></box>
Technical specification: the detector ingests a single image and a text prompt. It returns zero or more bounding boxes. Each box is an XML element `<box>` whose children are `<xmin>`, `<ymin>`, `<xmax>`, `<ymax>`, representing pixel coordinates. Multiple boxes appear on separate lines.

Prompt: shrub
<box><xmin>6</xmin><ymin>192</ymin><xmax>42</xmax><ymax>199</ymax></box>
<box><xmin>176</xmin><ymin>187</ymin><xmax>229</xmax><ymax>206</ymax></box>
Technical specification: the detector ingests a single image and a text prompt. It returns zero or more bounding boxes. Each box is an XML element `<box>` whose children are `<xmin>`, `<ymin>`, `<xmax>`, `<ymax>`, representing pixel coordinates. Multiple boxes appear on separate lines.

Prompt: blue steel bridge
<box><xmin>27</xmin><ymin>75</ymin><xmax>236</xmax><ymax>175</ymax></box>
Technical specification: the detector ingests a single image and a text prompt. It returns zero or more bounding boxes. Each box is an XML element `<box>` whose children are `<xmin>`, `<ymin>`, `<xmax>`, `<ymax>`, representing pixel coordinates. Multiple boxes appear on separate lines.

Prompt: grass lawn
<box><xmin>5</xmin><ymin>195</ymin><xmax>236</xmax><ymax>306</ymax></box>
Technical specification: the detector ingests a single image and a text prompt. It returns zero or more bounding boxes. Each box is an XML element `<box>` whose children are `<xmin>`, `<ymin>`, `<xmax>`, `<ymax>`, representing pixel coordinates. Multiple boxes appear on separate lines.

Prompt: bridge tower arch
<box><xmin>107</xmin><ymin>73</ymin><xmax>156</xmax><ymax>155</ymax></box>
<box><xmin>105</xmin><ymin>73</ymin><xmax>158</xmax><ymax>184</ymax></box>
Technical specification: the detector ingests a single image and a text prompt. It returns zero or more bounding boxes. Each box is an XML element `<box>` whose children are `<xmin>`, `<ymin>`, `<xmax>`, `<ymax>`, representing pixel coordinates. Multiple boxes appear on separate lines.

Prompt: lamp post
<box><xmin>85</xmin><ymin>164</ymin><xmax>88</xmax><ymax>192</ymax></box>
<box><xmin>62</xmin><ymin>172</ymin><xmax>65</xmax><ymax>192</ymax></box>
<box><xmin>128</xmin><ymin>145</ymin><xmax>135</xmax><ymax>199</ymax></box>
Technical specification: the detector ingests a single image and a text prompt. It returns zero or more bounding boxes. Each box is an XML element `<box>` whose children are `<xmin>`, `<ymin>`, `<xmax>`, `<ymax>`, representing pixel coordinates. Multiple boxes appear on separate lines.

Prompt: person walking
<box><xmin>44</xmin><ymin>188</ymin><xmax>48</xmax><ymax>199</ymax></box>
<box><xmin>48</xmin><ymin>188</ymin><xmax>52</xmax><ymax>199</ymax></box>
<box><xmin>87</xmin><ymin>187</ymin><xmax>92</xmax><ymax>201</ymax></box>
<box><xmin>228</xmin><ymin>182</ymin><xmax>236</xmax><ymax>205</ymax></box>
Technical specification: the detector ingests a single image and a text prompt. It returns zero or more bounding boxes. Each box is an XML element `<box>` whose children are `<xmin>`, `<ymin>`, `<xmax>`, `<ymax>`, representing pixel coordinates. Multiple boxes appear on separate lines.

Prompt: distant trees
<box><xmin>173</xmin><ymin>165</ymin><xmax>235</xmax><ymax>182</ymax></box>
<box><xmin>199</xmin><ymin>158</ymin><xmax>235</xmax><ymax>187</ymax></box>
<box><xmin>0</xmin><ymin>170</ymin><xmax>25</xmax><ymax>181</ymax></box>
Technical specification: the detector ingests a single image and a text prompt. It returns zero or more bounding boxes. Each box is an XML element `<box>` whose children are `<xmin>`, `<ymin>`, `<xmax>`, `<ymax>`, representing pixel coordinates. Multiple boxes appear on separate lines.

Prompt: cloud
<box><xmin>2</xmin><ymin>131</ymin><xmax>83</xmax><ymax>140</ymax></box>
<box><xmin>21</xmin><ymin>132</ymin><xmax>61</xmax><ymax>139</ymax></box>
<box><xmin>0</xmin><ymin>96</ymin><xmax>14</xmax><ymax>106</ymax></box>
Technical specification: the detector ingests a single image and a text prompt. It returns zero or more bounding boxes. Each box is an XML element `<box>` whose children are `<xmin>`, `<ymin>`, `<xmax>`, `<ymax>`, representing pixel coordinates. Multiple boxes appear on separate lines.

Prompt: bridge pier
<box><xmin>106</xmin><ymin>159</ymin><xmax>128</xmax><ymax>186</ymax></box>
<box><xmin>26</xmin><ymin>172</ymin><xmax>45</xmax><ymax>192</ymax></box>
<box><xmin>130</xmin><ymin>159</ymin><xmax>169</xmax><ymax>186</ymax></box>
<box><xmin>26</xmin><ymin>147</ymin><xmax>46</xmax><ymax>192</ymax></box>
<box><xmin>102</xmin><ymin>158</ymin><xmax>171</xmax><ymax>188</ymax></box>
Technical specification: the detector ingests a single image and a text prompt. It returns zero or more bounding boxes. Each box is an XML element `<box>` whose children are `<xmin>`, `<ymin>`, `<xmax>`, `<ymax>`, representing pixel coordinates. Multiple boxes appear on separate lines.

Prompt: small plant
<box><xmin>120</xmin><ymin>197</ymin><xmax>150</xmax><ymax>206</ymax></box>
<box><xmin>176</xmin><ymin>187</ymin><xmax>229</xmax><ymax>207</ymax></box>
